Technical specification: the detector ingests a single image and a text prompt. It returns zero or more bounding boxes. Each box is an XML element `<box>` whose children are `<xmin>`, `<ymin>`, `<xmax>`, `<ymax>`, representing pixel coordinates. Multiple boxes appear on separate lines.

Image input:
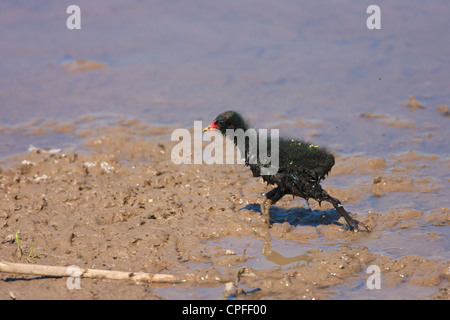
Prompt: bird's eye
<box><xmin>218</xmin><ymin>120</ymin><xmax>225</xmax><ymax>126</ymax></box>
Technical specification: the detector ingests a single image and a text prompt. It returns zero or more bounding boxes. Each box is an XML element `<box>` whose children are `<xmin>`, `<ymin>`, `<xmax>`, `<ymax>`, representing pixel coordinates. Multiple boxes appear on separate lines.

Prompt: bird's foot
<box><xmin>347</xmin><ymin>218</ymin><xmax>370</xmax><ymax>232</ymax></box>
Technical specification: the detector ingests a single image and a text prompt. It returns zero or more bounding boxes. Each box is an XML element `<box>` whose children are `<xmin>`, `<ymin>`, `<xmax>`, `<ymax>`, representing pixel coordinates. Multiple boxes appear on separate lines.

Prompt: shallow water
<box><xmin>0</xmin><ymin>1</ymin><xmax>449</xmax><ymax>300</ymax></box>
<box><xmin>1</xmin><ymin>1</ymin><xmax>449</xmax><ymax>154</ymax></box>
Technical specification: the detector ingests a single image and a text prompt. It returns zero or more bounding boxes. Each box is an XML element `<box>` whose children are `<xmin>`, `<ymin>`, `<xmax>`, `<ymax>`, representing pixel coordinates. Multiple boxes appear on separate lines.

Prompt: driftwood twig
<box><xmin>0</xmin><ymin>261</ymin><xmax>186</xmax><ymax>283</ymax></box>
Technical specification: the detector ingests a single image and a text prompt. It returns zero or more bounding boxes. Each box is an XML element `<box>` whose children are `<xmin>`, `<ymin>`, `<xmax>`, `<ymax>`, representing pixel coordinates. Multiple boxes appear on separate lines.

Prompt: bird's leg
<box><xmin>261</xmin><ymin>198</ymin><xmax>272</xmax><ymax>228</ymax></box>
<box><xmin>261</xmin><ymin>187</ymin><xmax>284</xmax><ymax>228</ymax></box>
<box><xmin>321</xmin><ymin>191</ymin><xmax>370</xmax><ymax>232</ymax></box>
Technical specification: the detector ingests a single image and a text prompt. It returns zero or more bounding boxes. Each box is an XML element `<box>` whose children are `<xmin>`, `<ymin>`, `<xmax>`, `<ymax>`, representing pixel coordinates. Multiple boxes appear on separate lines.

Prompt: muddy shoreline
<box><xmin>1</xmin><ymin>0</ymin><xmax>449</xmax><ymax>300</ymax></box>
<box><xmin>0</xmin><ymin>117</ymin><xmax>448</xmax><ymax>300</ymax></box>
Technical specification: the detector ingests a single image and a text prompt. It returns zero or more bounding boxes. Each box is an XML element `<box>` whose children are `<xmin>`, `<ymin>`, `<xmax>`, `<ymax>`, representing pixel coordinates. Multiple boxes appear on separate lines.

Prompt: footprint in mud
<box><xmin>240</xmin><ymin>204</ymin><xmax>344</xmax><ymax>228</ymax></box>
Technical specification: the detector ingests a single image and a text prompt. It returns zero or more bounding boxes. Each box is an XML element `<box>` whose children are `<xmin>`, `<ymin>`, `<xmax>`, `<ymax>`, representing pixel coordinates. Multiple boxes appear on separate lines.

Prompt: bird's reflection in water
<box><xmin>261</xmin><ymin>239</ymin><xmax>313</xmax><ymax>266</ymax></box>
<box><xmin>240</xmin><ymin>202</ymin><xmax>345</xmax><ymax>266</ymax></box>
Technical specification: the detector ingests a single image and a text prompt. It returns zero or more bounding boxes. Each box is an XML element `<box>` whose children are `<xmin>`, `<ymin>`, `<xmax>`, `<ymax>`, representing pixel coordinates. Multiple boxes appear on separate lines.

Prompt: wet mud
<box><xmin>0</xmin><ymin>1</ymin><xmax>449</xmax><ymax>300</ymax></box>
<box><xmin>0</xmin><ymin>116</ymin><xmax>448</xmax><ymax>300</ymax></box>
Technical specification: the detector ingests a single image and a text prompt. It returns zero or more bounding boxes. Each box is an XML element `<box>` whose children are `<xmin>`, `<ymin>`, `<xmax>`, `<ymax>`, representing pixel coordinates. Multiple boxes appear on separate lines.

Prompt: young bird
<box><xmin>203</xmin><ymin>110</ymin><xmax>369</xmax><ymax>232</ymax></box>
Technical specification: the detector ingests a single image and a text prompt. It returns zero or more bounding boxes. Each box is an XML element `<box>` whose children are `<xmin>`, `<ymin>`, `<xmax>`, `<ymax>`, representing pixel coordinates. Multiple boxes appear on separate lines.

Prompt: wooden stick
<box><xmin>0</xmin><ymin>261</ymin><xmax>187</xmax><ymax>283</ymax></box>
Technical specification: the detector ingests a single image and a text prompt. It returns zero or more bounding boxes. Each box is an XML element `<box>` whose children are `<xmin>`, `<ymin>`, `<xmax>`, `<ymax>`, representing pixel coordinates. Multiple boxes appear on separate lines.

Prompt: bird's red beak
<box><xmin>203</xmin><ymin>120</ymin><xmax>217</xmax><ymax>132</ymax></box>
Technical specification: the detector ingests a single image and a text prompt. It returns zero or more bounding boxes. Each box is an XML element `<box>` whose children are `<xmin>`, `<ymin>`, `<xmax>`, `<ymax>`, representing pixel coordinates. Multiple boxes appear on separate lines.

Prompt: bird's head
<box><xmin>203</xmin><ymin>111</ymin><xmax>248</xmax><ymax>136</ymax></box>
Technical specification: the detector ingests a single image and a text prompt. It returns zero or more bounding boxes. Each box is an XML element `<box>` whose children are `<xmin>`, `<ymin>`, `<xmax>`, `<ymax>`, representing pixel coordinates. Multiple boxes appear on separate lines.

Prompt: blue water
<box><xmin>1</xmin><ymin>1</ymin><xmax>448</xmax><ymax>157</ymax></box>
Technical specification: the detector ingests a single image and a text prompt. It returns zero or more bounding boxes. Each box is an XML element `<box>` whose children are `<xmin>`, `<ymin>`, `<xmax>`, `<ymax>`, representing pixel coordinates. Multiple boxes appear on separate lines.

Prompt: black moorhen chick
<box><xmin>203</xmin><ymin>110</ymin><xmax>369</xmax><ymax>232</ymax></box>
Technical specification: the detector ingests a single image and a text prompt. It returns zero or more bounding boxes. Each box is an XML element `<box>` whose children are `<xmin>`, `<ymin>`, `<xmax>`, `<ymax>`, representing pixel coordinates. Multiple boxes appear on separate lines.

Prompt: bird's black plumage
<box><xmin>204</xmin><ymin>110</ymin><xmax>369</xmax><ymax>231</ymax></box>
